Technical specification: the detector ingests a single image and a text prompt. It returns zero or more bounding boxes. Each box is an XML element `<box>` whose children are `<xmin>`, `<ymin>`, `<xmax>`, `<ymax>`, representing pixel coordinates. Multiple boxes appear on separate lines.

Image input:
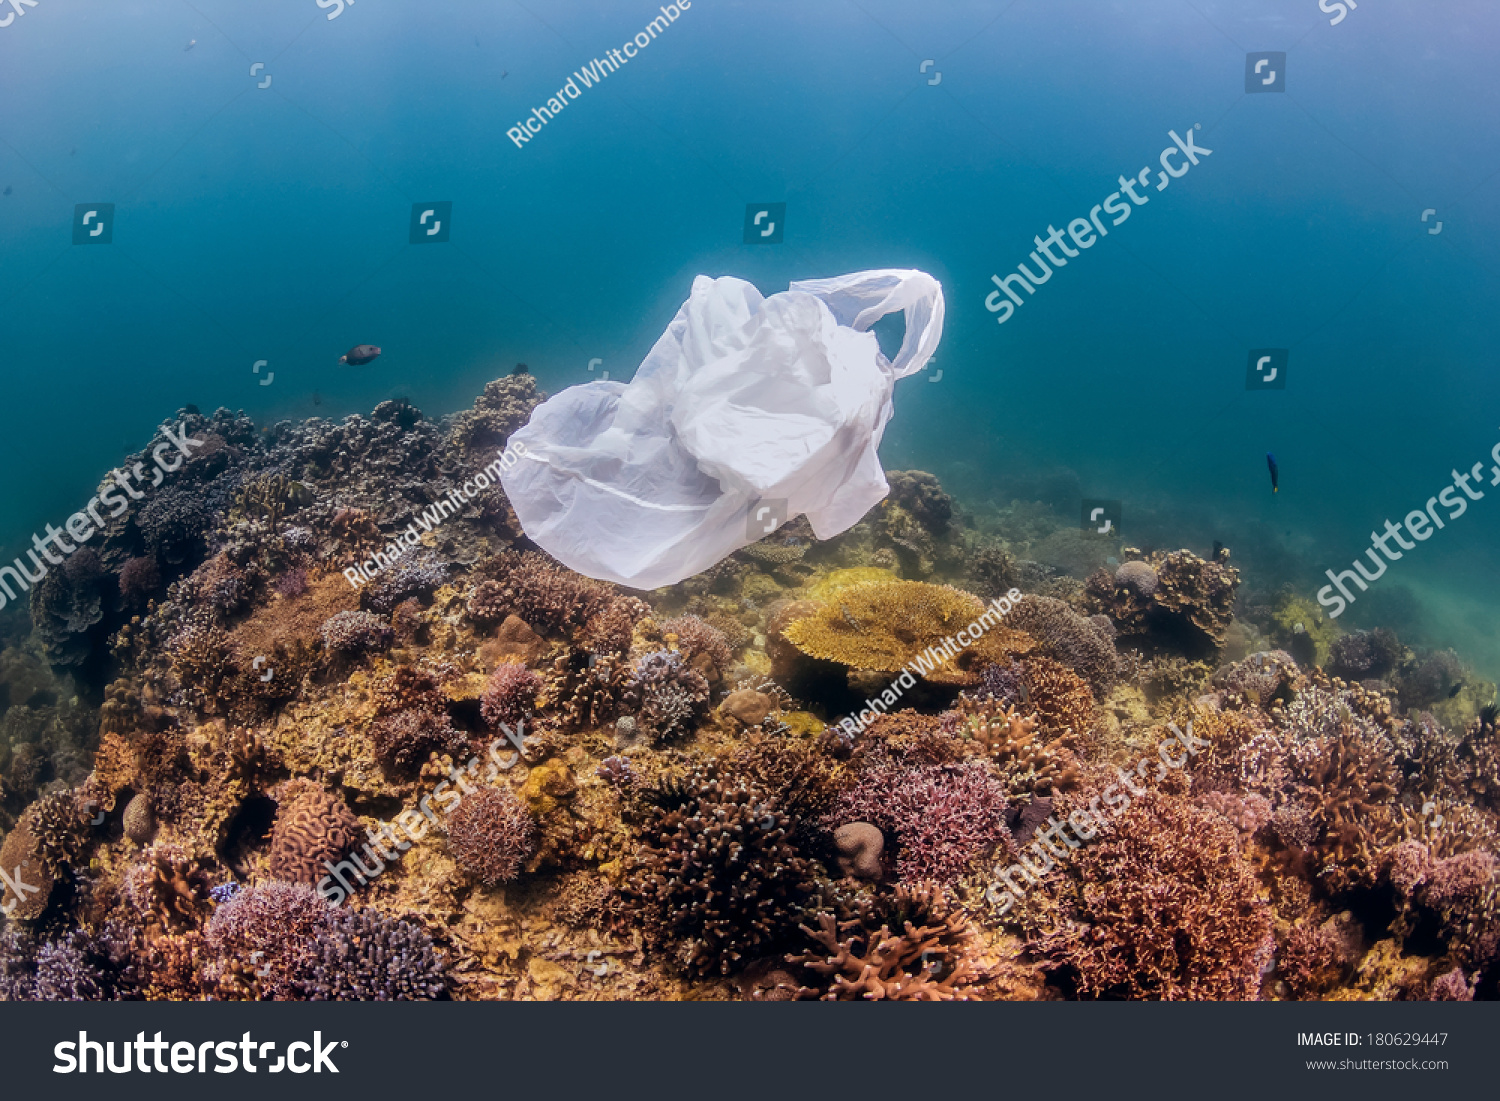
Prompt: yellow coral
<box><xmin>782</xmin><ymin>579</ymin><xmax>1033</xmax><ymax>684</ymax></box>
<box><xmin>806</xmin><ymin>567</ymin><xmax>898</xmax><ymax>602</ymax></box>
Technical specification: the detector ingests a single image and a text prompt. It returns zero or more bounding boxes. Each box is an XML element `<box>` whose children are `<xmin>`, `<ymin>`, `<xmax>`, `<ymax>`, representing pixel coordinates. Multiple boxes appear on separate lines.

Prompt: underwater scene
<box><xmin>1</xmin><ymin>0</ymin><xmax>1499</xmax><ymax>1005</ymax></box>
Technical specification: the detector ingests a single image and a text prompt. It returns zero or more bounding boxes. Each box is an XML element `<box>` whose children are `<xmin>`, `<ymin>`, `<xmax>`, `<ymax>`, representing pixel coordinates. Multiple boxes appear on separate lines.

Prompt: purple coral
<box><xmin>364</xmin><ymin>553</ymin><xmax>448</xmax><ymax>615</ymax></box>
<box><xmin>117</xmin><ymin>556</ymin><xmax>162</xmax><ymax>604</ymax></box>
<box><xmin>320</xmin><ymin>610</ymin><xmax>393</xmax><ymax>654</ymax></box>
<box><xmin>660</xmin><ymin>614</ymin><xmax>734</xmax><ymax>675</ymax></box>
<box><xmin>446</xmin><ymin>786</ymin><xmax>535</xmax><ymax>886</ymax></box>
<box><xmin>370</xmin><ymin>708</ymin><xmax>467</xmax><ymax>775</ymax></box>
<box><xmin>623</xmin><ymin>650</ymin><xmax>711</xmax><ymax>742</ymax></box>
<box><xmin>826</xmin><ymin>759</ymin><xmax>1009</xmax><ymax>884</ymax></box>
<box><xmin>480</xmin><ymin>663</ymin><xmax>542</xmax><ymax>728</ymax></box>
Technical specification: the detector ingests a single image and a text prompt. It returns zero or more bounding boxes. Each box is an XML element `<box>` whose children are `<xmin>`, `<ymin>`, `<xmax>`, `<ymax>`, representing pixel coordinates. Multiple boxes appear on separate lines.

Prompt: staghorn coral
<box><xmin>625</xmin><ymin>767</ymin><xmax>818</xmax><ymax>976</ymax></box>
<box><xmin>951</xmin><ymin>695</ymin><xmax>1080</xmax><ymax>795</ymax></box>
<box><xmin>479</xmin><ymin>663</ymin><xmax>542</xmax><ymax>729</ymax></box>
<box><xmin>782</xmin><ymin>579</ymin><xmax>1034</xmax><ymax>685</ymax></box>
<box><xmin>268</xmin><ymin>780</ymin><xmax>362</xmax><ymax>885</ymax></box>
<box><xmin>826</xmin><ymin>758</ymin><xmax>1010</xmax><ymax>884</ymax></box>
<box><xmin>446</xmin><ymin>785</ymin><xmax>535</xmax><ymax>887</ymax></box>
<box><xmin>1017</xmin><ymin>656</ymin><xmax>1096</xmax><ymax>738</ymax></box>
<box><xmin>787</xmin><ymin>883</ymin><xmax>987</xmax><ymax>1000</ymax></box>
<box><xmin>544</xmin><ymin>651</ymin><xmax>629</xmax><ymax>732</ymax></box>
<box><xmin>1039</xmin><ymin>792</ymin><xmax>1273</xmax><ymax>1000</ymax></box>
<box><xmin>27</xmin><ymin>790</ymin><xmax>89</xmax><ymax>873</ymax></box>
<box><xmin>1289</xmin><ymin>723</ymin><xmax>1401</xmax><ymax>893</ymax></box>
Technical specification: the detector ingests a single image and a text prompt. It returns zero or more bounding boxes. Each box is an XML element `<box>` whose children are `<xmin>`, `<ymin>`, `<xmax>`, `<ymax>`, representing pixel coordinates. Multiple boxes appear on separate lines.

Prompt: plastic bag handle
<box><xmin>788</xmin><ymin>268</ymin><xmax>945</xmax><ymax>379</ymax></box>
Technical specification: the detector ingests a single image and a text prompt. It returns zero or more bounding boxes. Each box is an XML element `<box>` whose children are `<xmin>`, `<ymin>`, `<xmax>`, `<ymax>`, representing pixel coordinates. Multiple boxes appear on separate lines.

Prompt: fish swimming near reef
<box><xmin>1266</xmin><ymin>452</ymin><xmax>1279</xmax><ymax>493</ymax></box>
<box><xmin>339</xmin><ymin>344</ymin><xmax>382</xmax><ymax>366</ymax></box>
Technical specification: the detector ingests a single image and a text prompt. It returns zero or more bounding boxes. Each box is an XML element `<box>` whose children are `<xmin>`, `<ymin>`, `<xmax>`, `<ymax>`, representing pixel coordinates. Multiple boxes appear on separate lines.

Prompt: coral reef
<box><xmin>1</xmin><ymin>369</ymin><xmax>1495</xmax><ymax>1005</ymax></box>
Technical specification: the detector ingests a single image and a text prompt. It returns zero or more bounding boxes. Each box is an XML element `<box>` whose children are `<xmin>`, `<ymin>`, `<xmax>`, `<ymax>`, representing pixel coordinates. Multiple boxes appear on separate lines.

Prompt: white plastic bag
<box><xmin>499</xmin><ymin>269</ymin><xmax>945</xmax><ymax>590</ymax></box>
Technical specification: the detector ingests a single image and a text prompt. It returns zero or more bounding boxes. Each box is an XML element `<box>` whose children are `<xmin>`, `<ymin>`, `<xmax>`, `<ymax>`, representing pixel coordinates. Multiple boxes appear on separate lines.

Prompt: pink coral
<box><xmin>480</xmin><ymin>663</ymin><xmax>542</xmax><ymax>728</ymax></box>
<box><xmin>826</xmin><ymin>760</ymin><xmax>1009</xmax><ymax>884</ymax></box>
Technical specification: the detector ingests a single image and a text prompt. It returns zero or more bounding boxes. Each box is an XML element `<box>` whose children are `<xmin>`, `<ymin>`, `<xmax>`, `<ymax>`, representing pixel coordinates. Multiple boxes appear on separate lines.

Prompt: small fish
<box><xmin>311</xmin><ymin>392</ymin><xmax>322</xmax><ymax>407</ymax></box>
<box><xmin>184</xmin><ymin>39</ymin><xmax>196</xmax><ymax>51</ymax></box>
<box><xmin>338</xmin><ymin>344</ymin><xmax>381</xmax><ymax>366</ymax></box>
<box><xmin>1266</xmin><ymin>452</ymin><xmax>1279</xmax><ymax>493</ymax></box>
<box><xmin>839</xmin><ymin>604</ymin><xmax>859</xmax><ymax>630</ymax></box>
<box><xmin>1448</xmin><ymin>682</ymin><xmax>1465</xmax><ymax>698</ymax></box>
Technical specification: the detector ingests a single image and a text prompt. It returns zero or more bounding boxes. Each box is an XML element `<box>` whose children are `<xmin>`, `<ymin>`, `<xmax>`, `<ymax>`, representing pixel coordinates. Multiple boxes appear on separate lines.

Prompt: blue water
<box><xmin>3</xmin><ymin>0</ymin><xmax>1499</xmax><ymax>671</ymax></box>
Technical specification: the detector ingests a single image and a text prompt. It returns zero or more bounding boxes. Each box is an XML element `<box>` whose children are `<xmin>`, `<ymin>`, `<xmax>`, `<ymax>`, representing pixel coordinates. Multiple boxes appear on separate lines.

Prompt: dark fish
<box><xmin>339</xmin><ymin>344</ymin><xmax>381</xmax><ymax>366</ymax></box>
<box><xmin>1481</xmin><ymin>703</ymin><xmax>1498</xmax><ymax>730</ymax></box>
<box><xmin>312</xmin><ymin>392</ymin><xmax>322</xmax><ymax>406</ymax></box>
<box><xmin>511</xmin><ymin>362</ymin><xmax>530</xmax><ymax>376</ymax></box>
<box><xmin>1266</xmin><ymin>452</ymin><xmax>1279</xmax><ymax>493</ymax></box>
<box><xmin>1448</xmin><ymin>682</ymin><xmax>1464</xmax><ymax>698</ymax></box>
<box><xmin>1212</xmin><ymin>540</ymin><xmax>1224</xmax><ymax>559</ymax></box>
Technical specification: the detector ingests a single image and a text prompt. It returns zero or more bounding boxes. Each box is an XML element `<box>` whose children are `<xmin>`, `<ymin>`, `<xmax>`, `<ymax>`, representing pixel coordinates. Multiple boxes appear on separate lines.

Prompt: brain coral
<box><xmin>268</xmin><ymin>780</ymin><xmax>362</xmax><ymax>884</ymax></box>
<box><xmin>445</xmin><ymin>785</ymin><xmax>535</xmax><ymax>887</ymax></box>
<box><xmin>1114</xmin><ymin>559</ymin><xmax>1158</xmax><ymax>596</ymax></box>
<box><xmin>1038</xmin><ymin>792</ymin><xmax>1273</xmax><ymax>999</ymax></box>
<box><xmin>782</xmin><ymin>579</ymin><xmax>1034</xmax><ymax>685</ymax></box>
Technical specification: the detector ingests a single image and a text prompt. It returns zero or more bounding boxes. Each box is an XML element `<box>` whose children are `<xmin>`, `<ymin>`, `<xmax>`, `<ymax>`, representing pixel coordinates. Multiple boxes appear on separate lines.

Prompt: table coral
<box><xmin>782</xmin><ymin>579</ymin><xmax>1034</xmax><ymax>685</ymax></box>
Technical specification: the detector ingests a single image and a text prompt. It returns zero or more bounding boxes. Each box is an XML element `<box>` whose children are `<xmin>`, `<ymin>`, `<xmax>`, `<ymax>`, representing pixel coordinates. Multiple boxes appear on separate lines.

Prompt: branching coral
<box><xmin>826</xmin><ymin>758</ymin><xmax>1010</xmax><ymax>884</ymax></box>
<box><xmin>788</xmin><ymin>883</ymin><xmax>988</xmax><ymax>1000</ymax></box>
<box><xmin>369</xmin><ymin>708</ymin><xmax>466</xmax><ymax>776</ymax></box>
<box><xmin>1328</xmin><ymin>628</ymin><xmax>1403</xmax><ymax>681</ymax></box>
<box><xmin>782</xmin><ymin>579</ymin><xmax>1034</xmax><ymax>685</ymax></box>
<box><xmin>319</xmin><ymin>610</ymin><xmax>393</xmax><ymax>655</ymax></box>
<box><xmin>479</xmin><ymin>662</ymin><xmax>542</xmax><ymax>728</ymax></box>
<box><xmin>624</xmin><ymin>767</ymin><xmax>819</xmax><ymax>976</ymax></box>
<box><xmin>1005</xmin><ymin>594</ymin><xmax>1120</xmax><ymax>694</ymax></box>
<box><xmin>659</xmin><ymin>614</ymin><xmax>734</xmax><ymax>679</ymax></box>
<box><xmin>621</xmin><ymin>650</ymin><xmax>711</xmax><ymax>743</ymax></box>
<box><xmin>1083</xmin><ymin>548</ymin><xmax>1240</xmax><ymax>658</ymax></box>
<box><xmin>445</xmin><ymin>785</ymin><xmax>535</xmax><ymax>887</ymax></box>
<box><xmin>1038</xmin><ymin>792</ymin><xmax>1273</xmax><ymax>1000</ymax></box>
